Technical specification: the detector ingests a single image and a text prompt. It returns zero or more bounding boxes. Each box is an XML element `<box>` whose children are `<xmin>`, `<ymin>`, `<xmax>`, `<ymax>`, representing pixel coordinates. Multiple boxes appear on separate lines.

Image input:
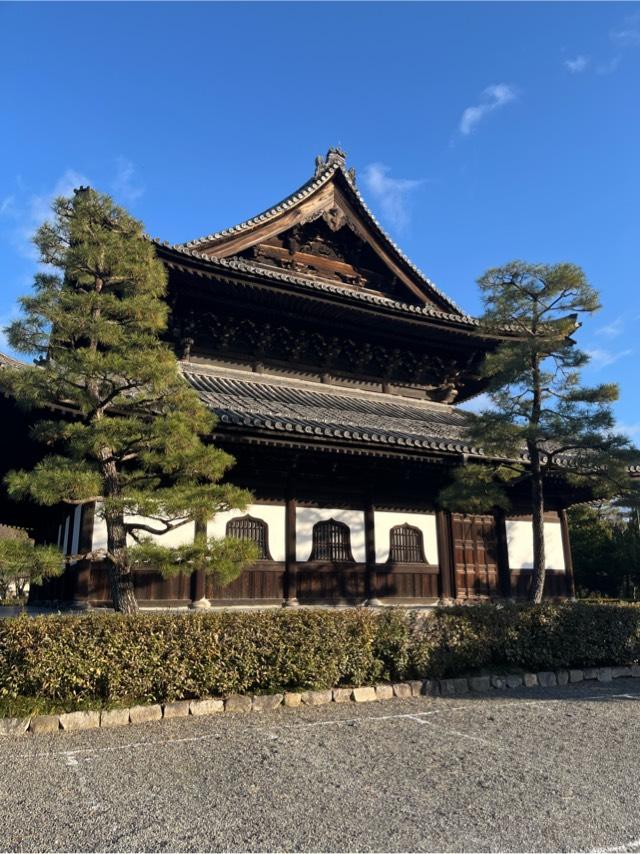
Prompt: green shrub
<box><xmin>2</xmin><ymin>602</ymin><xmax>640</xmax><ymax>711</ymax></box>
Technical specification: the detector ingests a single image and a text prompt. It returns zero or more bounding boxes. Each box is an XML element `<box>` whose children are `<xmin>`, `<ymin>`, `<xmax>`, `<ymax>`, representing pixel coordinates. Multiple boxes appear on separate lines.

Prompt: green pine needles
<box><xmin>1</xmin><ymin>188</ymin><xmax>257</xmax><ymax>612</ymax></box>
<box><xmin>440</xmin><ymin>261</ymin><xmax>639</xmax><ymax>603</ymax></box>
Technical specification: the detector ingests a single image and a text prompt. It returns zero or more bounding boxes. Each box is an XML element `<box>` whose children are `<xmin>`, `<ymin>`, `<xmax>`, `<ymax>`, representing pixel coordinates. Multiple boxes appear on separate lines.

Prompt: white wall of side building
<box><xmin>296</xmin><ymin>507</ymin><xmax>366</xmax><ymax>563</ymax></box>
<box><xmin>506</xmin><ymin>519</ymin><xmax>565</xmax><ymax>571</ymax></box>
<box><xmin>373</xmin><ymin>511</ymin><xmax>438</xmax><ymax>564</ymax></box>
<box><xmin>207</xmin><ymin>504</ymin><xmax>286</xmax><ymax>562</ymax></box>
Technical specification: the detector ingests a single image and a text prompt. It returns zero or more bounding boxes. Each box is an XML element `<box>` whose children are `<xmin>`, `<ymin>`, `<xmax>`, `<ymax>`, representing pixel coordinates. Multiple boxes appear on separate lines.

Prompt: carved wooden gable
<box><xmin>178</xmin><ymin>150</ymin><xmax>460</xmax><ymax>313</ymax></box>
<box><xmin>236</xmin><ymin>213</ymin><xmax>417</xmax><ymax>302</ymax></box>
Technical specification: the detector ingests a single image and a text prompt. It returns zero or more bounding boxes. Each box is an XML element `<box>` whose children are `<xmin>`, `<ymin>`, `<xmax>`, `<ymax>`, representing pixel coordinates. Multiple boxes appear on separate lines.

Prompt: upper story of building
<box><xmin>154</xmin><ymin>148</ymin><xmax>498</xmax><ymax>407</ymax></box>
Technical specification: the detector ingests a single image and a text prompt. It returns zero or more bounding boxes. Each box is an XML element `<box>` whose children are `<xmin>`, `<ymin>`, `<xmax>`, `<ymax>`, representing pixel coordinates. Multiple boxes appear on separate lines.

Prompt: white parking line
<box><xmin>589</xmin><ymin>838</ymin><xmax>640</xmax><ymax>853</ymax></box>
<box><xmin>404</xmin><ymin>714</ymin><xmax>502</xmax><ymax>747</ymax></box>
<box><xmin>63</xmin><ymin>751</ymin><xmax>102</xmax><ymax>813</ymax></box>
<box><xmin>14</xmin><ymin>690</ymin><xmax>640</xmax><ymax>761</ymax></box>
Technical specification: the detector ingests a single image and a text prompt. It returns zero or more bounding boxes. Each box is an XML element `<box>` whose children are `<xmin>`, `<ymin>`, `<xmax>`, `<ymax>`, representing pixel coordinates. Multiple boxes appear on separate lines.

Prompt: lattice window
<box><xmin>388</xmin><ymin>524</ymin><xmax>426</xmax><ymax>563</ymax></box>
<box><xmin>225</xmin><ymin>515</ymin><xmax>271</xmax><ymax>560</ymax></box>
<box><xmin>310</xmin><ymin>519</ymin><xmax>354</xmax><ymax>562</ymax></box>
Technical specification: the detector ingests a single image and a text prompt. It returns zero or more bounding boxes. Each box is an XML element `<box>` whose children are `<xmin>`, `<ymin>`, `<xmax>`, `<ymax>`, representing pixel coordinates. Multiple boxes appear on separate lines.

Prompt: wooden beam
<box><xmin>364</xmin><ymin>502</ymin><xmax>380</xmax><ymax>605</ymax></box>
<box><xmin>284</xmin><ymin>492</ymin><xmax>299</xmax><ymax>606</ymax></box>
<box><xmin>71</xmin><ymin>502</ymin><xmax>96</xmax><ymax>609</ymax></box>
<box><xmin>190</xmin><ymin>516</ymin><xmax>210</xmax><ymax>609</ymax></box>
<box><xmin>559</xmin><ymin>509</ymin><xmax>576</xmax><ymax>598</ymax></box>
<box><xmin>436</xmin><ymin>510</ymin><xmax>455</xmax><ymax>601</ymax></box>
<box><xmin>494</xmin><ymin>509</ymin><xmax>512</xmax><ymax>599</ymax></box>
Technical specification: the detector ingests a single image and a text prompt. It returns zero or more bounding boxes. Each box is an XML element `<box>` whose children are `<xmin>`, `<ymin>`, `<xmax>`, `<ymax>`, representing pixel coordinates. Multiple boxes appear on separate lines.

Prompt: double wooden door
<box><xmin>450</xmin><ymin>513</ymin><xmax>500</xmax><ymax>599</ymax></box>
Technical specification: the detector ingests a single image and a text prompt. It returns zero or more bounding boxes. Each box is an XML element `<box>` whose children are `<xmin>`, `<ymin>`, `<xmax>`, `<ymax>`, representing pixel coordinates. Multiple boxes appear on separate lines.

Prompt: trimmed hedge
<box><xmin>1</xmin><ymin>602</ymin><xmax>640</xmax><ymax>708</ymax></box>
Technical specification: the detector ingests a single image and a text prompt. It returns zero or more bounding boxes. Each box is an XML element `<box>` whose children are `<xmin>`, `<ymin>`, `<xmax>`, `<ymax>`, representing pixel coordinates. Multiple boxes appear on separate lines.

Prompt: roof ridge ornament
<box><xmin>315</xmin><ymin>146</ymin><xmax>355</xmax><ymax>183</ymax></box>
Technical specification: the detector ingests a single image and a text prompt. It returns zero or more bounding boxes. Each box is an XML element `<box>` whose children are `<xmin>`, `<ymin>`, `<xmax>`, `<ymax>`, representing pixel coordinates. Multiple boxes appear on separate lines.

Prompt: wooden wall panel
<box><xmin>374</xmin><ymin>564</ymin><xmax>439</xmax><ymax>601</ymax></box>
<box><xmin>207</xmin><ymin>561</ymin><xmax>285</xmax><ymax>604</ymax></box>
<box><xmin>510</xmin><ymin>569</ymin><xmax>569</xmax><ymax>600</ymax></box>
<box><xmin>296</xmin><ymin>563</ymin><xmax>366</xmax><ymax>604</ymax></box>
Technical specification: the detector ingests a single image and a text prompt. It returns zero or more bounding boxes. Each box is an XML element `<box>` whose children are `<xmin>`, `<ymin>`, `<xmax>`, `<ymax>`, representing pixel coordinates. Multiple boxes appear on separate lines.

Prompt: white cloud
<box><xmin>0</xmin><ymin>305</ymin><xmax>23</xmax><ymax>354</ymax></box>
<box><xmin>596</xmin><ymin>316</ymin><xmax>625</xmax><ymax>338</ymax></box>
<box><xmin>565</xmin><ymin>55</ymin><xmax>589</xmax><ymax>73</ymax></box>
<box><xmin>459</xmin><ymin>84</ymin><xmax>518</xmax><ymax>136</ymax></box>
<box><xmin>596</xmin><ymin>56</ymin><xmax>622</xmax><ymax>76</ymax></box>
<box><xmin>5</xmin><ymin>169</ymin><xmax>90</xmax><ymax>260</ymax></box>
<box><xmin>111</xmin><ymin>157</ymin><xmax>144</xmax><ymax>203</ymax></box>
<box><xmin>611</xmin><ymin>12</ymin><xmax>640</xmax><ymax>47</ymax></box>
<box><xmin>0</xmin><ymin>195</ymin><xmax>15</xmax><ymax>216</ymax></box>
<box><xmin>586</xmin><ymin>347</ymin><xmax>633</xmax><ymax>368</ymax></box>
<box><xmin>1</xmin><ymin>159</ymin><xmax>143</xmax><ymax>263</ymax></box>
<box><xmin>361</xmin><ymin>163</ymin><xmax>424</xmax><ymax>231</ymax></box>
<box><xmin>617</xmin><ymin>423</ymin><xmax>640</xmax><ymax>440</ymax></box>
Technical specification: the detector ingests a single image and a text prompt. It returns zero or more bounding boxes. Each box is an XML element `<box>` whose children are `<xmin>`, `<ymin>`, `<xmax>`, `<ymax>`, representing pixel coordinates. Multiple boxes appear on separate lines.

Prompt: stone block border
<box><xmin>2</xmin><ymin>664</ymin><xmax>639</xmax><ymax>737</ymax></box>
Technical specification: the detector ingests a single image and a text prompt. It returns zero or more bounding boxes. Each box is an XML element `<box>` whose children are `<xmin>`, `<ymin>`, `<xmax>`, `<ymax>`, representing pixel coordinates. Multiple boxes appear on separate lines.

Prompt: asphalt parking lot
<box><xmin>2</xmin><ymin>681</ymin><xmax>640</xmax><ymax>853</ymax></box>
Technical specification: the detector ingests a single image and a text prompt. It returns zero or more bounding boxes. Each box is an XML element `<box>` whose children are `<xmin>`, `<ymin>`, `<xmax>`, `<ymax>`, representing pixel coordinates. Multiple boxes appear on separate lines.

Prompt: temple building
<box><xmin>14</xmin><ymin>148</ymin><xmax>575</xmax><ymax>608</ymax></box>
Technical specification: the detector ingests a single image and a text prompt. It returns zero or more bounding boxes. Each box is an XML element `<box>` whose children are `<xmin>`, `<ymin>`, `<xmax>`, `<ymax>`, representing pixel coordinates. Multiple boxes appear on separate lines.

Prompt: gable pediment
<box><xmin>178</xmin><ymin>150</ymin><xmax>463</xmax><ymax>314</ymax></box>
<box><xmin>235</xmin><ymin>209</ymin><xmax>421</xmax><ymax>303</ymax></box>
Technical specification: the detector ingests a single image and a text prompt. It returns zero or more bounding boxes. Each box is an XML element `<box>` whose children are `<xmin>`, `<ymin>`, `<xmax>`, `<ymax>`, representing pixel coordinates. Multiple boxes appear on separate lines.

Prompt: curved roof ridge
<box><xmin>334</xmin><ymin>164</ymin><xmax>464</xmax><ymax>316</ymax></box>
<box><xmin>175</xmin><ymin>154</ymin><xmax>465</xmax><ymax>315</ymax></box>
<box><xmin>178</xmin><ymin>162</ymin><xmax>340</xmax><ymax>250</ymax></box>
<box><xmin>0</xmin><ymin>351</ymin><xmax>30</xmax><ymax>369</ymax></box>
<box><xmin>179</xmin><ymin>360</ymin><xmax>460</xmax><ymax>412</ymax></box>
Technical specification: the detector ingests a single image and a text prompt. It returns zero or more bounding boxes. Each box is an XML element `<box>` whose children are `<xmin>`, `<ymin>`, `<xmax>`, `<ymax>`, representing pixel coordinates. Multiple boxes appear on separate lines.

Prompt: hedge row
<box><xmin>1</xmin><ymin>602</ymin><xmax>640</xmax><ymax>707</ymax></box>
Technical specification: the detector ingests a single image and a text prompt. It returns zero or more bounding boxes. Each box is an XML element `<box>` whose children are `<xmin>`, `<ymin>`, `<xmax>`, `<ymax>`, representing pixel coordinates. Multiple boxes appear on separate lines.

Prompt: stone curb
<box><xmin>5</xmin><ymin>664</ymin><xmax>639</xmax><ymax>737</ymax></box>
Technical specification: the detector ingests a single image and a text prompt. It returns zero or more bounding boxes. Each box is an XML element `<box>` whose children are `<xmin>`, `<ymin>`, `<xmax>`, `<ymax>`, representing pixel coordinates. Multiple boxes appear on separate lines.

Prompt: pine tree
<box><xmin>0</xmin><ymin>188</ymin><xmax>256</xmax><ymax>612</ymax></box>
<box><xmin>0</xmin><ymin>532</ymin><xmax>63</xmax><ymax>600</ymax></box>
<box><xmin>439</xmin><ymin>261</ymin><xmax>639</xmax><ymax>603</ymax></box>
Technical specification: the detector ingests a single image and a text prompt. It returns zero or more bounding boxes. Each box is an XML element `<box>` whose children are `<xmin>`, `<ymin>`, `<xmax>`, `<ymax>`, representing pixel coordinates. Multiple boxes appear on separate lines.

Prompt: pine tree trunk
<box><xmin>101</xmin><ymin>454</ymin><xmax>138</xmax><ymax>614</ymax></box>
<box><xmin>105</xmin><ymin>508</ymin><xmax>138</xmax><ymax>613</ymax></box>
<box><xmin>529</xmin><ymin>443</ymin><xmax>546</xmax><ymax>604</ymax></box>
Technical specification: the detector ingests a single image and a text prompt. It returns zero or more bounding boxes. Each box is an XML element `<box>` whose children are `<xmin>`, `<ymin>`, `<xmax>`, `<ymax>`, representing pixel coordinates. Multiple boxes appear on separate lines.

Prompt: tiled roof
<box><xmin>0</xmin><ymin>352</ymin><xmax>29</xmax><ymax>369</ymax></box>
<box><xmin>182</xmin><ymin>367</ymin><xmax>482</xmax><ymax>456</ymax></box>
<box><xmin>156</xmin><ymin>243</ymin><xmax>483</xmax><ymax>331</ymax></box>
<box><xmin>172</xmin><ymin>152</ymin><xmax>464</xmax><ymax>315</ymax></box>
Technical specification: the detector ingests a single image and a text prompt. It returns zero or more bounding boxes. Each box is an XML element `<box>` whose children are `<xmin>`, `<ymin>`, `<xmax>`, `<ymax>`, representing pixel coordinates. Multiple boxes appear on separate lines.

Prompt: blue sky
<box><xmin>1</xmin><ymin>2</ymin><xmax>639</xmax><ymax>432</ymax></box>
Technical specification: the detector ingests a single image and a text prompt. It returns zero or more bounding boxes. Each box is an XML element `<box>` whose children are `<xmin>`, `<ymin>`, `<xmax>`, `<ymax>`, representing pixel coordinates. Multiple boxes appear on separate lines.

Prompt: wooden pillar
<box><xmin>190</xmin><ymin>516</ymin><xmax>211</xmax><ymax>609</ymax></box>
<box><xmin>494</xmin><ymin>509</ymin><xmax>512</xmax><ymax>600</ymax></box>
<box><xmin>364</xmin><ymin>502</ymin><xmax>381</xmax><ymax>606</ymax></box>
<box><xmin>559</xmin><ymin>509</ymin><xmax>576</xmax><ymax>599</ymax></box>
<box><xmin>71</xmin><ymin>502</ymin><xmax>95</xmax><ymax>609</ymax></box>
<box><xmin>284</xmin><ymin>494</ymin><xmax>299</xmax><ymax>607</ymax></box>
<box><xmin>436</xmin><ymin>510</ymin><xmax>455</xmax><ymax>602</ymax></box>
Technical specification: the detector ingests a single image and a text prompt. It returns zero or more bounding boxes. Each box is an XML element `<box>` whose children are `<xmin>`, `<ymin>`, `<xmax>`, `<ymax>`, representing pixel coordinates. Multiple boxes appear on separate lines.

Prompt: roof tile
<box><xmin>183</xmin><ymin>369</ymin><xmax>477</xmax><ymax>455</ymax></box>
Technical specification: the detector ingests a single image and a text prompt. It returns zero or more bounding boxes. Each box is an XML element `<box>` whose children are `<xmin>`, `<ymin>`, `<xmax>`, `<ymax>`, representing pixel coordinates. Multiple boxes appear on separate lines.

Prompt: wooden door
<box><xmin>451</xmin><ymin>513</ymin><xmax>500</xmax><ymax>599</ymax></box>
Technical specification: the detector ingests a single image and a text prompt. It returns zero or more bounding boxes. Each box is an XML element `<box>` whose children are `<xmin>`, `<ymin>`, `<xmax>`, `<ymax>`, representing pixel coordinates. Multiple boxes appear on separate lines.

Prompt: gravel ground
<box><xmin>2</xmin><ymin>680</ymin><xmax>640</xmax><ymax>853</ymax></box>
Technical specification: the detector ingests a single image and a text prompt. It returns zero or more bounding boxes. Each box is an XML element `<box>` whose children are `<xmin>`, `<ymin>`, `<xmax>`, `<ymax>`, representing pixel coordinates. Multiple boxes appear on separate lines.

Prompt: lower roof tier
<box><xmin>181</xmin><ymin>364</ymin><xmax>480</xmax><ymax>456</ymax></box>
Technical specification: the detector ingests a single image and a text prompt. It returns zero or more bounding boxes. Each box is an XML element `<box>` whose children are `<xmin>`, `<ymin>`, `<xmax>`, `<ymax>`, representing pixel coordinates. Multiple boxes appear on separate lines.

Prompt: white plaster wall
<box><xmin>373</xmin><ymin>511</ymin><xmax>438</xmax><ymax>564</ymax></box>
<box><xmin>90</xmin><ymin>502</ymin><xmax>286</xmax><ymax>559</ymax></box>
<box><xmin>91</xmin><ymin>503</ymin><xmax>107</xmax><ymax>553</ymax></box>
<box><xmin>124</xmin><ymin>516</ymin><xmax>195</xmax><ymax>548</ymax></box>
<box><xmin>91</xmin><ymin>503</ymin><xmax>195</xmax><ymax>551</ymax></box>
<box><xmin>506</xmin><ymin>520</ymin><xmax>565</xmax><ymax>571</ymax></box>
<box><xmin>207</xmin><ymin>504</ymin><xmax>286</xmax><ymax>562</ymax></box>
<box><xmin>296</xmin><ymin>507</ymin><xmax>366</xmax><ymax>563</ymax></box>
